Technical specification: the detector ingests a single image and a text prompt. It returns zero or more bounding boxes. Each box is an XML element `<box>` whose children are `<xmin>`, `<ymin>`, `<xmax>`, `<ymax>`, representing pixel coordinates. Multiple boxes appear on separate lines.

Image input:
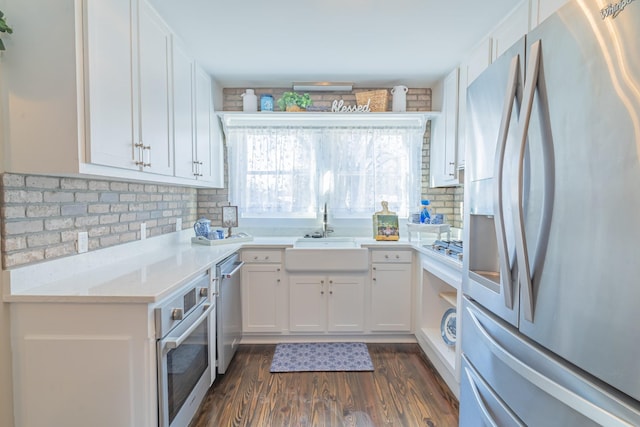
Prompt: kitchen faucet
<box><xmin>322</xmin><ymin>203</ymin><xmax>333</xmax><ymax>237</ymax></box>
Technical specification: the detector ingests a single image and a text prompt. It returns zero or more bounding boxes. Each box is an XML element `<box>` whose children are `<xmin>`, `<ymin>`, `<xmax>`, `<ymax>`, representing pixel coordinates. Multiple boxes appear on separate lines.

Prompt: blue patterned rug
<box><xmin>270</xmin><ymin>342</ymin><xmax>374</xmax><ymax>372</ymax></box>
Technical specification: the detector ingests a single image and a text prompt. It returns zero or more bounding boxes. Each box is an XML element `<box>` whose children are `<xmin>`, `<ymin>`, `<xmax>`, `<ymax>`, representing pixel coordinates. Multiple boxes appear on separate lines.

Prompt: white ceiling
<box><xmin>148</xmin><ymin>0</ymin><xmax>521</xmax><ymax>88</ymax></box>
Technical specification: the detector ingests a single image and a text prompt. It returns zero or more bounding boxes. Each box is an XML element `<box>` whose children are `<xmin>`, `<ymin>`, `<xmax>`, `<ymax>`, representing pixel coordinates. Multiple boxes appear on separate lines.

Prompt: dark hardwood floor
<box><xmin>190</xmin><ymin>343</ymin><xmax>459</xmax><ymax>427</ymax></box>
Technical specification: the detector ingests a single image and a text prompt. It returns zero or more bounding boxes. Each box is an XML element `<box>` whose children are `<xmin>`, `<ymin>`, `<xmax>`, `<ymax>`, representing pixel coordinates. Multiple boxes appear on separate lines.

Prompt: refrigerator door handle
<box><xmin>512</xmin><ymin>41</ymin><xmax>542</xmax><ymax>322</ymax></box>
<box><xmin>493</xmin><ymin>54</ymin><xmax>521</xmax><ymax>310</ymax></box>
<box><xmin>466</xmin><ymin>304</ymin><xmax>635</xmax><ymax>427</ymax></box>
<box><xmin>463</xmin><ymin>367</ymin><xmax>499</xmax><ymax>427</ymax></box>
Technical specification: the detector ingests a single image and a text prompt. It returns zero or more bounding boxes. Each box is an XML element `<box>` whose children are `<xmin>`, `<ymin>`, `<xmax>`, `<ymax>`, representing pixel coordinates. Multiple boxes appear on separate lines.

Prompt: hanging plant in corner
<box><xmin>276</xmin><ymin>92</ymin><xmax>313</xmax><ymax>112</ymax></box>
<box><xmin>0</xmin><ymin>10</ymin><xmax>13</xmax><ymax>51</ymax></box>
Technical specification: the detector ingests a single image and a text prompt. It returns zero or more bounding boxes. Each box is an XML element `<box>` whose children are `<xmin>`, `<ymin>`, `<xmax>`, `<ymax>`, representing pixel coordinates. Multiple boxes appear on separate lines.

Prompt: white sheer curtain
<box><xmin>323</xmin><ymin>127</ymin><xmax>422</xmax><ymax>218</ymax></box>
<box><xmin>227</xmin><ymin>127</ymin><xmax>321</xmax><ymax>218</ymax></box>
<box><xmin>227</xmin><ymin>125</ymin><xmax>423</xmax><ymax>220</ymax></box>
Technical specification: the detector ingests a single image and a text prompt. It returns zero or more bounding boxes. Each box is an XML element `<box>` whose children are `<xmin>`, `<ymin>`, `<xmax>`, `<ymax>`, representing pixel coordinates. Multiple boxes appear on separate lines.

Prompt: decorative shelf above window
<box><xmin>218</xmin><ymin>112</ymin><xmax>439</xmax><ymax>133</ymax></box>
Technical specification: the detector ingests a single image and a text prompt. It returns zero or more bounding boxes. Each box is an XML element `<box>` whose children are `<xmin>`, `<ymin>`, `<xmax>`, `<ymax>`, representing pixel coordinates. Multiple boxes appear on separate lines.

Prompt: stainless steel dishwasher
<box><xmin>215</xmin><ymin>253</ymin><xmax>243</xmax><ymax>374</ymax></box>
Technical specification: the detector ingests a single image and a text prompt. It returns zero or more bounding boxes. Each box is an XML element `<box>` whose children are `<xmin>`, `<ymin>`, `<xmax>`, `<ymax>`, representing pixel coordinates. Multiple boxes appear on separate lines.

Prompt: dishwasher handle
<box><xmin>221</xmin><ymin>261</ymin><xmax>244</xmax><ymax>279</ymax></box>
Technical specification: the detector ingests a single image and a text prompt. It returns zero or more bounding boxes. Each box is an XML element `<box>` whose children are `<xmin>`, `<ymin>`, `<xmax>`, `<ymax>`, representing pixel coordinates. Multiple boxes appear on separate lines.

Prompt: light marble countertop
<box><xmin>3</xmin><ymin>230</ymin><xmax>458</xmax><ymax>304</ymax></box>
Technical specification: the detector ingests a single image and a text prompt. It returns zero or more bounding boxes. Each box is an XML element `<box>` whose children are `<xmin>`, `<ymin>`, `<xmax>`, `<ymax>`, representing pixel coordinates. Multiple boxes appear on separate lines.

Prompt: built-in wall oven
<box><xmin>155</xmin><ymin>270</ymin><xmax>216</xmax><ymax>427</ymax></box>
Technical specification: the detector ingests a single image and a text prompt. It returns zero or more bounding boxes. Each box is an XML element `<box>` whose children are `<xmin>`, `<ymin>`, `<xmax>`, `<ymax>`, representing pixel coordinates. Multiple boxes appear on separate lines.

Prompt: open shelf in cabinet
<box><xmin>418</xmin><ymin>252</ymin><xmax>462</xmax><ymax>396</ymax></box>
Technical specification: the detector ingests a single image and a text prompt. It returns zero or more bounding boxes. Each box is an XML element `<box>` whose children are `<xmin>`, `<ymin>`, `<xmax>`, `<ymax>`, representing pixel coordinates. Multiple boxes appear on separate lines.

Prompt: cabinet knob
<box><xmin>385</xmin><ymin>254</ymin><xmax>389</xmax><ymax>259</ymax></box>
<box><xmin>171</xmin><ymin>308</ymin><xmax>183</xmax><ymax>321</ymax></box>
<box><xmin>396</xmin><ymin>254</ymin><xmax>400</xmax><ymax>259</ymax></box>
<box><xmin>277</xmin><ymin>268</ymin><xmax>280</xmax><ymax>272</ymax></box>
<box><xmin>329</xmin><ymin>280</ymin><xmax>333</xmax><ymax>284</ymax></box>
<box><xmin>254</xmin><ymin>256</ymin><xmax>258</xmax><ymax>260</ymax></box>
<box><xmin>321</xmin><ymin>290</ymin><xmax>324</xmax><ymax>295</ymax></box>
<box><xmin>372</xmin><ymin>267</ymin><xmax>376</xmax><ymax>271</ymax></box>
<box><xmin>277</xmin><ymin>279</ymin><xmax>280</xmax><ymax>283</ymax></box>
<box><xmin>265</xmin><ymin>256</ymin><xmax>269</xmax><ymax>260</ymax></box>
<box><xmin>373</xmin><ymin>278</ymin><xmax>376</xmax><ymax>281</ymax></box>
<box><xmin>329</xmin><ymin>290</ymin><xmax>333</xmax><ymax>295</ymax></box>
<box><xmin>321</xmin><ymin>280</ymin><xmax>324</xmax><ymax>284</ymax></box>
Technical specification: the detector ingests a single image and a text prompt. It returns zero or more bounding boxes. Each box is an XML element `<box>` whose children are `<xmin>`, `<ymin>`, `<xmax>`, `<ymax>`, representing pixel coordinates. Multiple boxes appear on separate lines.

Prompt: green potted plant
<box><xmin>0</xmin><ymin>10</ymin><xmax>13</xmax><ymax>51</ymax></box>
<box><xmin>277</xmin><ymin>92</ymin><xmax>313</xmax><ymax>112</ymax></box>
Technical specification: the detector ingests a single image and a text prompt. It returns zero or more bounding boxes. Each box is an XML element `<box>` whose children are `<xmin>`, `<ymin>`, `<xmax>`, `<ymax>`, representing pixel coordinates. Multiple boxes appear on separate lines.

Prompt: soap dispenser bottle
<box><xmin>420</xmin><ymin>200</ymin><xmax>431</xmax><ymax>224</ymax></box>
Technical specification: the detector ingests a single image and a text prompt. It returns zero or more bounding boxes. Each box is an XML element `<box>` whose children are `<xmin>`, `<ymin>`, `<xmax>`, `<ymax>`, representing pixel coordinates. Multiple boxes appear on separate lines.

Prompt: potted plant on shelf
<box><xmin>277</xmin><ymin>92</ymin><xmax>313</xmax><ymax>112</ymax></box>
<box><xmin>0</xmin><ymin>10</ymin><xmax>13</xmax><ymax>51</ymax></box>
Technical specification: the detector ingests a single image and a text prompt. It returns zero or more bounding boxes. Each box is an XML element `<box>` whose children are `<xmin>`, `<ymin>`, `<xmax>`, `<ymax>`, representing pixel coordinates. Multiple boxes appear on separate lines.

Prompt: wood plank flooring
<box><xmin>190</xmin><ymin>343</ymin><xmax>459</xmax><ymax>427</ymax></box>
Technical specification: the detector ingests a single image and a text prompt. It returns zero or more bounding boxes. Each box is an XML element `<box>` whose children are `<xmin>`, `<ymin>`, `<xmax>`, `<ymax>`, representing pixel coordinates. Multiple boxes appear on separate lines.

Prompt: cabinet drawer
<box><xmin>241</xmin><ymin>250</ymin><xmax>282</xmax><ymax>263</ymax></box>
<box><xmin>371</xmin><ymin>250</ymin><xmax>412</xmax><ymax>263</ymax></box>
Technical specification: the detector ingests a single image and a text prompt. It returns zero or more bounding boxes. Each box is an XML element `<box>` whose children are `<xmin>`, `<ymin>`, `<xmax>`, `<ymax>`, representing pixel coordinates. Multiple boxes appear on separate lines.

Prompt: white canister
<box><xmin>241</xmin><ymin>89</ymin><xmax>258</xmax><ymax>112</ymax></box>
<box><xmin>391</xmin><ymin>85</ymin><xmax>408</xmax><ymax>112</ymax></box>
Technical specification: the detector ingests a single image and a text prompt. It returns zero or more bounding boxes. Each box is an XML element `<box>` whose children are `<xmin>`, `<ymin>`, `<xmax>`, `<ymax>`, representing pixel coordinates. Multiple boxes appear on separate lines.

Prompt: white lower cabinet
<box><xmin>241</xmin><ymin>250</ymin><xmax>285</xmax><ymax>333</ymax></box>
<box><xmin>10</xmin><ymin>302</ymin><xmax>157</xmax><ymax>427</ymax></box>
<box><xmin>370</xmin><ymin>250</ymin><xmax>413</xmax><ymax>332</ymax></box>
<box><xmin>289</xmin><ymin>275</ymin><xmax>365</xmax><ymax>333</ymax></box>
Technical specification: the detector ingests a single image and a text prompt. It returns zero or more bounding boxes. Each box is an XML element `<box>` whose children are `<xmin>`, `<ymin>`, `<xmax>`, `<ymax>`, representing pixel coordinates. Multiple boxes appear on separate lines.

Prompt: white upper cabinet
<box><xmin>173</xmin><ymin>41</ymin><xmax>197</xmax><ymax>179</ymax></box>
<box><xmin>531</xmin><ymin>0</ymin><xmax>570</xmax><ymax>28</ymax></box>
<box><xmin>138</xmin><ymin>1</ymin><xmax>173</xmax><ymax>175</ymax></box>
<box><xmin>491</xmin><ymin>1</ymin><xmax>529</xmax><ymax>60</ymax></box>
<box><xmin>2</xmin><ymin>0</ymin><xmax>220</xmax><ymax>187</ymax></box>
<box><xmin>430</xmin><ymin>68</ymin><xmax>461</xmax><ymax>187</ymax></box>
<box><xmin>173</xmin><ymin>47</ymin><xmax>224</xmax><ymax>187</ymax></box>
<box><xmin>83</xmin><ymin>0</ymin><xmax>138</xmax><ymax>171</ymax></box>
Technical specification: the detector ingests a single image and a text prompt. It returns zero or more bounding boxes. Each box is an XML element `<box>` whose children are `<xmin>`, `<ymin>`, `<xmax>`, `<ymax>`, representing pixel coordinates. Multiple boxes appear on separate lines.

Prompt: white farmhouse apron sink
<box><xmin>284</xmin><ymin>247</ymin><xmax>368</xmax><ymax>272</ymax></box>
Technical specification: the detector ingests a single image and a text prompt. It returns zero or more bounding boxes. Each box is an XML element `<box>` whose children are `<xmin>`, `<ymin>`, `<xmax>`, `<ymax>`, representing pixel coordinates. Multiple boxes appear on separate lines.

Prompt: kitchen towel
<box><xmin>270</xmin><ymin>342</ymin><xmax>374</xmax><ymax>373</ymax></box>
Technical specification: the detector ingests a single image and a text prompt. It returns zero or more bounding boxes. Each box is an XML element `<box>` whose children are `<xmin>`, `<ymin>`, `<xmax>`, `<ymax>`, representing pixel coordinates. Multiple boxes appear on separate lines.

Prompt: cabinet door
<box><xmin>138</xmin><ymin>0</ymin><xmax>173</xmax><ymax>175</ymax></box>
<box><xmin>194</xmin><ymin>67</ymin><xmax>213</xmax><ymax>181</ymax></box>
<box><xmin>430</xmin><ymin>68</ymin><xmax>460</xmax><ymax>187</ymax></box>
<box><xmin>328</xmin><ymin>276</ymin><xmax>365</xmax><ymax>332</ymax></box>
<box><xmin>84</xmin><ymin>0</ymin><xmax>137</xmax><ymax>170</ymax></box>
<box><xmin>173</xmin><ymin>41</ymin><xmax>196</xmax><ymax>179</ymax></box>
<box><xmin>242</xmin><ymin>264</ymin><xmax>282</xmax><ymax>333</ymax></box>
<box><xmin>371</xmin><ymin>263</ymin><xmax>413</xmax><ymax>331</ymax></box>
<box><xmin>289</xmin><ymin>276</ymin><xmax>326</xmax><ymax>332</ymax></box>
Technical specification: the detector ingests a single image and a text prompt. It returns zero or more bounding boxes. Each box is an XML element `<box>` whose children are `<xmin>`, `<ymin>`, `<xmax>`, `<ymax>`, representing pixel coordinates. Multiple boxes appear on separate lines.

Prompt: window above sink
<box><xmin>220</xmin><ymin>112</ymin><xmax>437</xmax><ymax>226</ymax></box>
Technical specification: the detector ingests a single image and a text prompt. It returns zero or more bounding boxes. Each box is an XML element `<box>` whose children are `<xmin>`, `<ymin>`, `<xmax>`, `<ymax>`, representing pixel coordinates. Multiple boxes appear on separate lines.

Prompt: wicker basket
<box><xmin>355</xmin><ymin>90</ymin><xmax>388</xmax><ymax>112</ymax></box>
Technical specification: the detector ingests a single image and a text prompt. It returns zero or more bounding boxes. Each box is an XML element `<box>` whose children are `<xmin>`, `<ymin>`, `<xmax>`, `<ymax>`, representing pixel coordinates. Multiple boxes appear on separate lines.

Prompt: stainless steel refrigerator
<box><xmin>460</xmin><ymin>0</ymin><xmax>640</xmax><ymax>425</ymax></box>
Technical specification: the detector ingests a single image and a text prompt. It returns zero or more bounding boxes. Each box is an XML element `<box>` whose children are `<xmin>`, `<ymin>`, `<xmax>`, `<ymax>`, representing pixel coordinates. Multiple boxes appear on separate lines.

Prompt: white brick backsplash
<box><xmin>45</xmin><ymin>218</ymin><xmax>74</xmax><ymax>231</ymax></box>
<box><xmin>26</xmin><ymin>176</ymin><xmax>60</xmax><ymax>189</ymax></box>
<box><xmin>26</xmin><ymin>205</ymin><xmax>61</xmax><ymax>218</ymax></box>
<box><xmin>4</xmin><ymin>249</ymin><xmax>45</xmax><ymax>266</ymax></box>
<box><xmin>61</xmin><ymin>204</ymin><xmax>88</xmax><ymax>216</ymax></box>
<box><xmin>5</xmin><ymin>220</ymin><xmax>44</xmax><ymax>235</ymax></box>
<box><xmin>110</xmin><ymin>182</ymin><xmax>128</xmax><ymax>191</ymax></box>
<box><xmin>88</xmin><ymin>180</ymin><xmax>110</xmax><ymax>191</ymax></box>
<box><xmin>27</xmin><ymin>233</ymin><xmax>61</xmax><ymax>247</ymax></box>
<box><xmin>75</xmin><ymin>192</ymin><xmax>100</xmax><ymax>202</ymax></box>
<box><xmin>3</xmin><ymin>236</ymin><xmax>27</xmax><ymax>252</ymax></box>
<box><xmin>2</xmin><ymin>174</ymin><xmax>25</xmax><ymax>186</ymax></box>
<box><xmin>5</xmin><ymin>190</ymin><xmax>44</xmax><ymax>203</ymax></box>
<box><xmin>45</xmin><ymin>243</ymin><xmax>76</xmax><ymax>259</ymax></box>
<box><xmin>61</xmin><ymin>178</ymin><xmax>88</xmax><ymax>190</ymax></box>
<box><xmin>2</xmin><ymin>206</ymin><xmax>26</xmax><ymax>219</ymax></box>
<box><xmin>44</xmin><ymin>191</ymin><xmax>74</xmax><ymax>203</ymax></box>
<box><xmin>2</xmin><ymin>173</ymin><xmax>199</xmax><ymax>268</ymax></box>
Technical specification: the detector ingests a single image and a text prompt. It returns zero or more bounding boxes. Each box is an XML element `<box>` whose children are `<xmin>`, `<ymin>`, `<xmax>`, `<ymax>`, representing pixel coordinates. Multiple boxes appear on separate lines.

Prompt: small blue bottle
<box><xmin>420</xmin><ymin>200</ymin><xmax>431</xmax><ymax>224</ymax></box>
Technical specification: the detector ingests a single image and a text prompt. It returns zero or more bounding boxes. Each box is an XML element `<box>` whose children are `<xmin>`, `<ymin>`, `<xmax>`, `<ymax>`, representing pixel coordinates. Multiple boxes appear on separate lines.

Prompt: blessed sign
<box><xmin>331</xmin><ymin>99</ymin><xmax>371</xmax><ymax>113</ymax></box>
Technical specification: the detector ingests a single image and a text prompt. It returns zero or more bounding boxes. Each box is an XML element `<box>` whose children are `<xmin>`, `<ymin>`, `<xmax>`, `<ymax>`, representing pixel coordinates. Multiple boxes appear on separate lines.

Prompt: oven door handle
<box><xmin>163</xmin><ymin>303</ymin><xmax>214</xmax><ymax>351</ymax></box>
